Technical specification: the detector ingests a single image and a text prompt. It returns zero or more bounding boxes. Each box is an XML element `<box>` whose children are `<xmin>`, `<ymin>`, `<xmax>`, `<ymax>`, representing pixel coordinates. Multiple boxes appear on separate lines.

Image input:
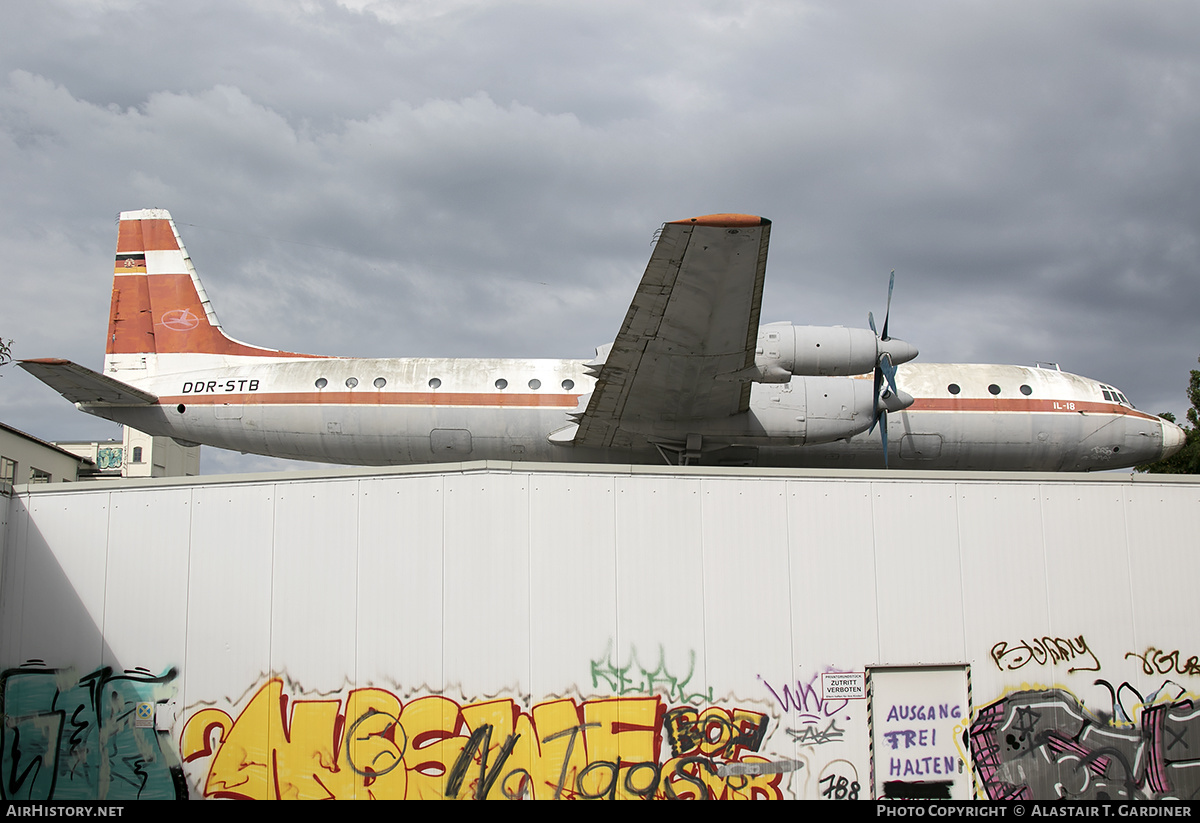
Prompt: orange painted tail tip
<box><xmin>669</xmin><ymin>213</ymin><xmax>769</xmax><ymax>228</ymax></box>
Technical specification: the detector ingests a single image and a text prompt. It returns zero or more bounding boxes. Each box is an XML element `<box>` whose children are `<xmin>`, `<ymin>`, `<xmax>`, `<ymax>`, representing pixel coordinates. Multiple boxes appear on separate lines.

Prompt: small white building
<box><xmin>54</xmin><ymin>426</ymin><xmax>200</xmax><ymax>480</ymax></box>
<box><xmin>0</xmin><ymin>421</ymin><xmax>90</xmax><ymax>490</ymax></box>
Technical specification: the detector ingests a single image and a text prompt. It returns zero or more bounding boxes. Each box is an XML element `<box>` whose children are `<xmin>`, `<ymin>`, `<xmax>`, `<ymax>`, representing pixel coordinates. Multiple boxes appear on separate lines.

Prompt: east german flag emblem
<box><xmin>115</xmin><ymin>253</ymin><xmax>146</xmax><ymax>273</ymax></box>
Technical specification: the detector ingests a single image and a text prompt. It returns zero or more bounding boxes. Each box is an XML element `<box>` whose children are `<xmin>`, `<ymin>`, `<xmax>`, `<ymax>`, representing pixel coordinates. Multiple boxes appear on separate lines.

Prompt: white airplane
<box><xmin>22</xmin><ymin>209</ymin><xmax>1185</xmax><ymax>471</ymax></box>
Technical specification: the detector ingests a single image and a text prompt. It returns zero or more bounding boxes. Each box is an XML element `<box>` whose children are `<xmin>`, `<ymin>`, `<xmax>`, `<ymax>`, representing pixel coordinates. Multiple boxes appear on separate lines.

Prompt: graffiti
<box><xmin>760</xmin><ymin>670</ymin><xmax>859</xmax><ymax>775</ymax></box>
<box><xmin>970</xmin><ymin>684</ymin><xmax>1200</xmax><ymax>800</ymax></box>
<box><xmin>786</xmin><ymin>718</ymin><xmax>845</xmax><ymax>745</ymax></box>
<box><xmin>1126</xmin><ymin>648</ymin><xmax>1200</xmax><ymax>678</ymax></box>
<box><xmin>818</xmin><ymin>760</ymin><xmax>860</xmax><ymax>800</ymax></box>
<box><xmin>759</xmin><ymin>671</ymin><xmax>849</xmax><ymax>723</ymax></box>
<box><xmin>879</xmin><ymin>702</ymin><xmax>962</xmax><ymax>782</ymax></box>
<box><xmin>883</xmin><ymin>779</ymin><xmax>951</xmax><ymax>799</ymax></box>
<box><xmin>819</xmin><ymin>773</ymin><xmax>860</xmax><ymax>799</ymax></box>
<box><xmin>0</xmin><ymin>663</ymin><xmax>186</xmax><ymax>801</ymax></box>
<box><xmin>181</xmin><ymin>679</ymin><xmax>785</xmax><ymax>800</ymax></box>
<box><xmin>884</xmin><ymin>704</ymin><xmax>961</xmax><ymax>722</ymax></box>
<box><xmin>717</xmin><ymin>758</ymin><xmax>803</xmax><ymax>777</ymax></box>
<box><xmin>990</xmin><ymin>634</ymin><xmax>1100</xmax><ymax>673</ymax></box>
<box><xmin>589</xmin><ymin>644</ymin><xmax>712</xmax><ymax>706</ymax></box>
<box><xmin>96</xmin><ymin>447</ymin><xmax>122</xmax><ymax>470</ymax></box>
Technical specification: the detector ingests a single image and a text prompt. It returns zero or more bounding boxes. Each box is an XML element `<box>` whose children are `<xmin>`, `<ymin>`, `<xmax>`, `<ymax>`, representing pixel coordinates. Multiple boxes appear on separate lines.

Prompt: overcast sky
<box><xmin>2</xmin><ymin>0</ymin><xmax>1198</xmax><ymax>474</ymax></box>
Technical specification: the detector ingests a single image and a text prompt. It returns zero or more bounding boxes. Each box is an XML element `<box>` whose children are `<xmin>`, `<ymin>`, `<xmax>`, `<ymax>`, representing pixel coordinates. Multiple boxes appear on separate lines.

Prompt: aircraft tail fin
<box><xmin>107</xmin><ymin>210</ymin><xmax>310</xmax><ymax>362</ymax></box>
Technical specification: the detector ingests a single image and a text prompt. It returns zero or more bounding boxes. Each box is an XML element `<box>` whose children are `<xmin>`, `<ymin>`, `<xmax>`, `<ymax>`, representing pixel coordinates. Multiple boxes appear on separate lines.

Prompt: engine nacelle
<box><xmin>753</xmin><ymin>322</ymin><xmax>881</xmax><ymax>381</ymax></box>
<box><xmin>753</xmin><ymin>377</ymin><xmax>874</xmax><ymax>443</ymax></box>
<box><xmin>753</xmin><ymin>322</ymin><xmax>919</xmax><ymax>382</ymax></box>
<box><xmin>752</xmin><ymin>376</ymin><xmax>915</xmax><ymax>445</ymax></box>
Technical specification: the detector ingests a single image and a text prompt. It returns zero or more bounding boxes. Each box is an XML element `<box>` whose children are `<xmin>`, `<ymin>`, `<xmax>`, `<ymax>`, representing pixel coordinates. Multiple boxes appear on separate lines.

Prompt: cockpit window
<box><xmin>1100</xmin><ymin>384</ymin><xmax>1135</xmax><ymax>409</ymax></box>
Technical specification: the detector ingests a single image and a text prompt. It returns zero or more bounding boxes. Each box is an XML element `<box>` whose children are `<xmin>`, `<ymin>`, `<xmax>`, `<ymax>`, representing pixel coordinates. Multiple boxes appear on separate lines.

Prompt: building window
<box><xmin>0</xmin><ymin>457</ymin><xmax>15</xmax><ymax>489</ymax></box>
<box><xmin>132</xmin><ymin>446</ymin><xmax>143</xmax><ymax>463</ymax></box>
<box><xmin>29</xmin><ymin>467</ymin><xmax>51</xmax><ymax>484</ymax></box>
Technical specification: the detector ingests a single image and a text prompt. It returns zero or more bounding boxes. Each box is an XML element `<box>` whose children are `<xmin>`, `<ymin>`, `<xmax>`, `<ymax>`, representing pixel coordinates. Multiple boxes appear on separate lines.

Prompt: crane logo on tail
<box><xmin>160</xmin><ymin>309</ymin><xmax>199</xmax><ymax>331</ymax></box>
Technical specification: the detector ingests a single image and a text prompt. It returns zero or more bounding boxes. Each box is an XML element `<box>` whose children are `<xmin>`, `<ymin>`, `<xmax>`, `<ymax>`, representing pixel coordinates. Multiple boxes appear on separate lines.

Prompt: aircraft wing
<box><xmin>19</xmin><ymin>359</ymin><xmax>159</xmax><ymax>406</ymax></box>
<box><xmin>571</xmin><ymin>214</ymin><xmax>771</xmax><ymax>448</ymax></box>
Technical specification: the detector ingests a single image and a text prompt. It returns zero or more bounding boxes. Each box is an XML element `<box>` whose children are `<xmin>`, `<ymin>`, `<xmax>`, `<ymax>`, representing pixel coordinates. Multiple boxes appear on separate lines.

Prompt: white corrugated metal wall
<box><xmin>1</xmin><ymin>464</ymin><xmax>1197</xmax><ymax>801</ymax></box>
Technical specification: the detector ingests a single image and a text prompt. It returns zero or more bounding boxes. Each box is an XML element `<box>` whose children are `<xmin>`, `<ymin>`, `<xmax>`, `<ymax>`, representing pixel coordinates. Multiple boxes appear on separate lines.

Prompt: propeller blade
<box><xmin>869</xmin><ymin>362</ymin><xmax>884</xmax><ymax>435</ymax></box>
<box><xmin>882</xmin><ymin>270</ymin><xmax>894</xmax><ymax>341</ymax></box>
<box><xmin>880</xmin><ymin>409</ymin><xmax>889</xmax><ymax>468</ymax></box>
<box><xmin>868</xmin><ymin>310</ymin><xmax>877</xmax><ymax>336</ymax></box>
<box><xmin>880</xmin><ymin>352</ymin><xmax>898</xmax><ymax>396</ymax></box>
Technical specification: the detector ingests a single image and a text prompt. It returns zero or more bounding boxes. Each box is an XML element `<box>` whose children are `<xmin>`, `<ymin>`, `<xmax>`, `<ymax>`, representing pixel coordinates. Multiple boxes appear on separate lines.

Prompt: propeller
<box><xmin>867</xmin><ymin>271</ymin><xmax>915</xmax><ymax>468</ymax></box>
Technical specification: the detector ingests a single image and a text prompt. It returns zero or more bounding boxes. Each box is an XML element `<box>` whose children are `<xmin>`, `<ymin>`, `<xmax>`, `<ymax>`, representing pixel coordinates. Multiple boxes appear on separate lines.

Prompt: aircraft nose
<box><xmin>1161</xmin><ymin>417</ymin><xmax>1187</xmax><ymax>459</ymax></box>
<box><xmin>880</xmin><ymin>337</ymin><xmax>919</xmax><ymax>366</ymax></box>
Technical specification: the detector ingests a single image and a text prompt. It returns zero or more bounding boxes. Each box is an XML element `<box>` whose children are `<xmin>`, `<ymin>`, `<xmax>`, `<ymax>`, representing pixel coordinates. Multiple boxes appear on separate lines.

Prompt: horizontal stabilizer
<box><xmin>19</xmin><ymin>359</ymin><xmax>159</xmax><ymax>406</ymax></box>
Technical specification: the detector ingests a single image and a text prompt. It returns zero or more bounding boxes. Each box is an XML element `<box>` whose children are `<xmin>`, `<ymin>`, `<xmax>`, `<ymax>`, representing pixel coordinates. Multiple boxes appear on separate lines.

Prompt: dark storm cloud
<box><xmin>1</xmin><ymin>0</ymin><xmax>1197</xmax><ymax>471</ymax></box>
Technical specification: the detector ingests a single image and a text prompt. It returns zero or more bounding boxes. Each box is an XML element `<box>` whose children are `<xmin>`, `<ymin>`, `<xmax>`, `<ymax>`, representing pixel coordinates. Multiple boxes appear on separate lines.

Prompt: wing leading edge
<box><xmin>570</xmin><ymin>214</ymin><xmax>771</xmax><ymax>449</ymax></box>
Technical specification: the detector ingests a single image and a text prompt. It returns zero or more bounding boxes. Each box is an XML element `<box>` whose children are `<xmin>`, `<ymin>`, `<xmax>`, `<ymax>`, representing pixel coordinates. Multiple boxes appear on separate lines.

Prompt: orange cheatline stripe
<box><xmin>909</xmin><ymin>397</ymin><xmax>1160</xmax><ymax>421</ymax></box>
<box><xmin>159</xmin><ymin>391</ymin><xmax>581</xmax><ymax>408</ymax></box>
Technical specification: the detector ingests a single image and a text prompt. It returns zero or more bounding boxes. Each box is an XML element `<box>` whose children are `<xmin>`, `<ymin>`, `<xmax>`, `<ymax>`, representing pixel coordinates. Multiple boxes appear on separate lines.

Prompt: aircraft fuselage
<box><xmin>92</xmin><ymin>353</ymin><xmax>1176</xmax><ymax>471</ymax></box>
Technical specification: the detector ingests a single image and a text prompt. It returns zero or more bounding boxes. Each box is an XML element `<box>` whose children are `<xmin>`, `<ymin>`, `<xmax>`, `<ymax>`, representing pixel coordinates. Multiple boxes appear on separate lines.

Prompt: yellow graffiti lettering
<box><xmin>183</xmin><ymin>679</ymin><xmax>780</xmax><ymax>800</ymax></box>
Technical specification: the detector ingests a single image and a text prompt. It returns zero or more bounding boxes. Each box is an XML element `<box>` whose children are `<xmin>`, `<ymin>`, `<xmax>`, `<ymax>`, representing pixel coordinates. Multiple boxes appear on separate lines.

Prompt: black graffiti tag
<box><xmin>990</xmin><ymin>635</ymin><xmax>1100</xmax><ymax>673</ymax></box>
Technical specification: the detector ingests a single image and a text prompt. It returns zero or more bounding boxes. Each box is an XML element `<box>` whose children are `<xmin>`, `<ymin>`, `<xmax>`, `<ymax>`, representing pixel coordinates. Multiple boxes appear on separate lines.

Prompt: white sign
<box><xmin>822</xmin><ymin>671</ymin><xmax>866</xmax><ymax>700</ymax></box>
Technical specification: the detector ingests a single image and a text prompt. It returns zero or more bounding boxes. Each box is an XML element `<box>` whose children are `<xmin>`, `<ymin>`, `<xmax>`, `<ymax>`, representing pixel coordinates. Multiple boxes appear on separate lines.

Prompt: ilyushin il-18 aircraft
<box><xmin>22</xmin><ymin>209</ymin><xmax>1185</xmax><ymax>471</ymax></box>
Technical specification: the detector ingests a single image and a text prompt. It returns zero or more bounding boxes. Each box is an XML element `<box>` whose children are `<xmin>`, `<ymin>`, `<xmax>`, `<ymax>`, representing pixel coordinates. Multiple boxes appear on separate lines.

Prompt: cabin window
<box><xmin>315</xmin><ymin>378</ymin><xmax>328</xmax><ymax>389</ymax></box>
<box><xmin>374</xmin><ymin>377</ymin><xmax>387</xmax><ymax>388</ymax></box>
<box><xmin>1020</xmin><ymin>384</ymin><xmax>1032</xmax><ymax>396</ymax></box>
<box><xmin>429</xmin><ymin>378</ymin><xmax>442</xmax><ymax>389</ymax></box>
<box><xmin>495</xmin><ymin>379</ymin><xmax>508</xmax><ymax>390</ymax></box>
<box><xmin>562</xmin><ymin>379</ymin><xmax>575</xmax><ymax>391</ymax></box>
<box><xmin>346</xmin><ymin>377</ymin><xmax>358</xmax><ymax>388</ymax></box>
<box><xmin>528</xmin><ymin>379</ymin><xmax>541</xmax><ymax>390</ymax></box>
<box><xmin>988</xmin><ymin>384</ymin><xmax>1001</xmax><ymax>395</ymax></box>
<box><xmin>947</xmin><ymin>383</ymin><xmax>960</xmax><ymax>395</ymax></box>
